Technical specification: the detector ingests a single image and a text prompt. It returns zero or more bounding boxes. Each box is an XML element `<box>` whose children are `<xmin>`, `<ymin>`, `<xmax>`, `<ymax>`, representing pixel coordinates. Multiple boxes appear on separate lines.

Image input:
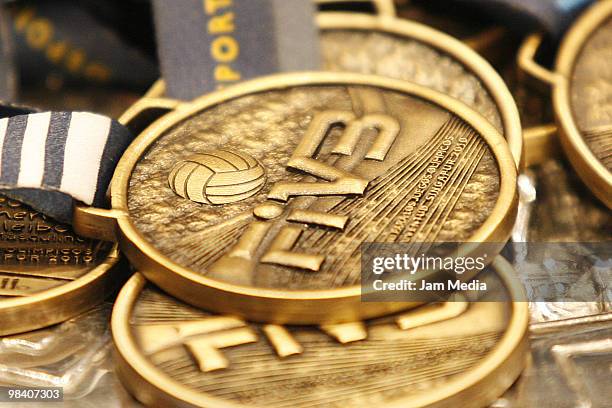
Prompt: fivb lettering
<box><xmin>210</xmin><ymin>110</ymin><xmax>400</xmax><ymax>273</ymax></box>
<box><xmin>204</xmin><ymin>0</ymin><xmax>241</xmax><ymax>86</ymax></box>
<box><xmin>137</xmin><ymin>317</ymin><xmax>369</xmax><ymax>372</ymax></box>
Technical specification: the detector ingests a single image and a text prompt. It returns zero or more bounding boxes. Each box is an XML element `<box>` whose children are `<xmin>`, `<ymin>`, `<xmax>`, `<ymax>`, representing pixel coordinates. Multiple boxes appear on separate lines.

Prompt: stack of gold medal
<box><xmin>1</xmin><ymin>0</ymin><xmax>609</xmax><ymax>407</ymax></box>
<box><xmin>110</xmin><ymin>1</ymin><xmax>530</xmax><ymax>406</ymax></box>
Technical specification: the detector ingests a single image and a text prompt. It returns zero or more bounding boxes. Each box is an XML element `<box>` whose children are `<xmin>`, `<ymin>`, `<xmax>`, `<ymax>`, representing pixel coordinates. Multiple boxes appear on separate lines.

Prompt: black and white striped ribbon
<box><xmin>0</xmin><ymin>111</ymin><xmax>133</xmax><ymax>223</ymax></box>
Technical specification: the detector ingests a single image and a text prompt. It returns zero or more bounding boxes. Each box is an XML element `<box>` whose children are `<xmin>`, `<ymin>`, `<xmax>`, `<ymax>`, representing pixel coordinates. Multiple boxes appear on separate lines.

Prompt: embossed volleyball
<box><xmin>168</xmin><ymin>150</ymin><xmax>266</xmax><ymax>205</ymax></box>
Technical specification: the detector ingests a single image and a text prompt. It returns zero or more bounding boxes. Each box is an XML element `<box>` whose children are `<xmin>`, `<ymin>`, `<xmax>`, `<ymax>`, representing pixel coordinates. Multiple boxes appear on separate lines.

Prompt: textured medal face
<box><xmin>113</xmin><ymin>260</ymin><xmax>528</xmax><ymax>408</ymax></box>
<box><xmin>0</xmin><ymin>195</ymin><xmax>116</xmax><ymax>335</ymax></box>
<box><xmin>321</xmin><ymin>26</ymin><xmax>502</xmax><ymax>129</ymax></box>
<box><xmin>128</xmin><ymin>84</ymin><xmax>504</xmax><ymax>286</ymax></box>
<box><xmin>569</xmin><ymin>14</ymin><xmax>612</xmax><ymax>173</ymax></box>
<box><xmin>555</xmin><ymin>1</ymin><xmax>612</xmax><ymax>208</ymax></box>
<box><xmin>316</xmin><ymin>14</ymin><xmax>521</xmax><ymax>166</ymax></box>
<box><xmin>117</xmin><ymin>75</ymin><xmax>517</xmax><ymax>322</ymax></box>
<box><xmin>0</xmin><ymin>196</ymin><xmax>112</xmax><ymax>296</ymax></box>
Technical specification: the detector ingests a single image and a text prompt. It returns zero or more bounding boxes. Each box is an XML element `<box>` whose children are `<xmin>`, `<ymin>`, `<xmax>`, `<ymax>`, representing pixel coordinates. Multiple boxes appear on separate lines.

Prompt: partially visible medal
<box><xmin>520</xmin><ymin>0</ymin><xmax>612</xmax><ymax>208</ymax></box>
<box><xmin>318</xmin><ymin>9</ymin><xmax>522</xmax><ymax>167</ymax></box>
<box><xmin>112</xmin><ymin>257</ymin><xmax>528</xmax><ymax>408</ymax></box>
<box><xmin>0</xmin><ymin>104</ymin><xmax>132</xmax><ymax>335</ymax></box>
<box><xmin>75</xmin><ymin>73</ymin><xmax>518</xmax><ymax>324</ymax></box>
<box><xmin>0</xmin><ymin>195</ymin><xmax>121</xmax><ymax>336</ymax></box>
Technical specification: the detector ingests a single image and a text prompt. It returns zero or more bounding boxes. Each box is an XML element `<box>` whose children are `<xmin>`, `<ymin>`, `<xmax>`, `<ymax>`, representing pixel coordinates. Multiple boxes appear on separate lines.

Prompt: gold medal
<box><xmin>74</xmin><ymin>73</ymin><xmax>518</xmax><ymax>324</ymax></box>
<box><xmin>519</xmin><ymin>0</ymin><xmax>612</xmax><ymax>208</ymax></box>
<box><xmin>112</xmin><ymin>257</ymin><xmax>528</xmax><ymax>408</ymax></box>
<box><xmin>0</xmin><ymin>195</ymin><xmax>121</xmax><ymax>336</ymax></box>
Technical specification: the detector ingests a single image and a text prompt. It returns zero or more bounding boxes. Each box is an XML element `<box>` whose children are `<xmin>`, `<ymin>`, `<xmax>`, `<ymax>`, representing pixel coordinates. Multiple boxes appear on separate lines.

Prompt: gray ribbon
<box><xmin>152</xmin><ymin>0</ymin><xmax>321</xmax><ymax>99</ymax></box>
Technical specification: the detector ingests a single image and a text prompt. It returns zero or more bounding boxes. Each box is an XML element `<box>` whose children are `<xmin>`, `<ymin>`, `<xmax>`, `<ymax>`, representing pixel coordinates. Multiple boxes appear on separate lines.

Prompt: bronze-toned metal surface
<box><xmin>569</xmin><ymin>12</ymin><xmax>612</xmax><ymax>174</ymax></box>
<box><xmin>97</xmin><ymin>73</ymin><xmax>517</xmax><ymax>324</ymax></box>
<box><xmin>112</xmin><ymin>257</ymin><xmax>528</xmax><ymax>408</ymax></box>
<box><xmin>523</xmin><ymin>125</ymin><xmax>561</xmax><ymax>167</ymax></box>
<box><xmin>167</xmin><ymin>150</ymin><xmax>267</xmax><ymax>205</ymax></box>
<box><xmin>319</xmin><ymin>15</ymin><xmax>502</xmax><ymax>132</ymax></box>
<box><xmin>0</xmin><ymin>195</ymin><xmax>121</xmax><ymax>336</ymax></box>
<box><xmin>518</xmin><ymin>1</ymin><xmax>612</xmax><ymax>208</ymax></box>
<box><xmin>327</xmin><ymin>4</ymin><xmax>521</xmax><ymax>168</ymax></box>
<box><xmin>130</xmin><ymin>84</ymin><xmax>501</xmax><ymax>284</ymax></box>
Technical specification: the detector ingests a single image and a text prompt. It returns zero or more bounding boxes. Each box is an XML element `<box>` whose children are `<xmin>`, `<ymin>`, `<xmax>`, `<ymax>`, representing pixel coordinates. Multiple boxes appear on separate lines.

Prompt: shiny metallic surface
<box><xmin>112</xmin><ymin>258</ymin><xmax>528</xmax><ymax>408</ymax></box>
<box><xmin>0</xmin><ymin>195</ymin><xmax>120</xmax><ymax>336</ymax></box>
<box><xmin>109</xmin><ymin>74</ymin><xmax>517</xmax><ymax>324</ymax></box>
<box><xmin>128</xmin><ymin>85</ymin><xmax>501</xmax><ymax>289</ymax></box>
<box><xmin>570</xmin><ymin>15</ymin><xmax>612</xmax><ymax>172</ymax></box>
<box><xmin>320</xmin><ymin>28</ymin><xmax>502</xmax><ymax>130</ymax></box>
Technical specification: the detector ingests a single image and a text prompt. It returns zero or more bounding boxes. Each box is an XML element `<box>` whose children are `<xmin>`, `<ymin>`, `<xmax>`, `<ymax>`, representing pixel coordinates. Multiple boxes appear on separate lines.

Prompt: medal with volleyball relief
<box><xmin>101</xmin><ymin>3</ymin><xmax>522</xmax><ymax>404</ymax></box>
<box><xmin>73</xmin><ymin>72</ymin><xmax>518</xmax><ymax>324</ymax></box>
<box><xmin>89</xmin><ymin>0</ymin><xmax>520</xmax><ymax>324</ymax></box>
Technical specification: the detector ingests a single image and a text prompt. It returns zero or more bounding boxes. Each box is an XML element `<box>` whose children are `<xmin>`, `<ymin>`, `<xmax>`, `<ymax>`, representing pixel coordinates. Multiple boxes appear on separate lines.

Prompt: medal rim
<box><xmin>110</xmin><ymin>72</ymin><xmax>518</xmax><ymax>324</ymax></box>
<box><xmin>553</xmin><ymin>0</ymin><xmax>612</xmax><ymax>209</ymax></box>
<box><xmin>0</xmin><ymin>244</ymin><xmax>121</xmax><ymax>336</ymax></box>
<box><xmin>111</xmin><ymin>257</ymin><xmax>528</xmax><ymax>408</ymax></box>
